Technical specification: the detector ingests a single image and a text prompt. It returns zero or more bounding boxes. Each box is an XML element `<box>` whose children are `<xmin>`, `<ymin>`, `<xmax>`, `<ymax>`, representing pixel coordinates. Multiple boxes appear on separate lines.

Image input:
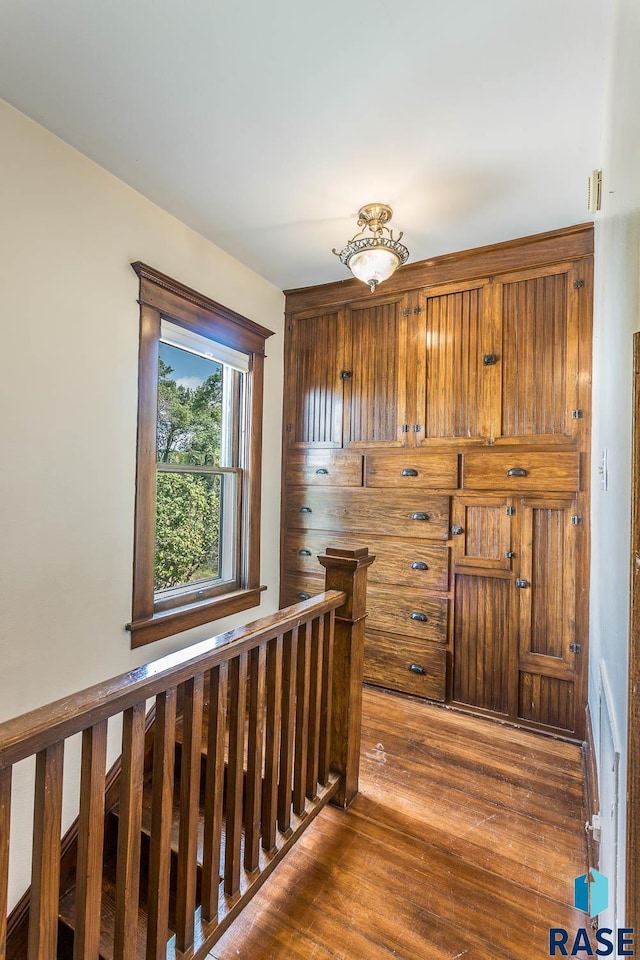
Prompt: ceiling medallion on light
<box><xmin>333</xmin><ymin>203</ymin><xmax>409</xmax><ymax>293</ymax></box>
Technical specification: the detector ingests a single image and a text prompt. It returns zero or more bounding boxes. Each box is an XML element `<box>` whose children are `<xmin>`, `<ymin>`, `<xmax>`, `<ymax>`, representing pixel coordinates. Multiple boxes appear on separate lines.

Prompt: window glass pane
<box><xmin>154</xmin><ymin>471</ymin><xmax>222</xmax><ymax>590</ymax></box>
<box><xmin>157</xmin><ymin>341</ymin><xmax>223</xmax><ymax>466</ymax></box>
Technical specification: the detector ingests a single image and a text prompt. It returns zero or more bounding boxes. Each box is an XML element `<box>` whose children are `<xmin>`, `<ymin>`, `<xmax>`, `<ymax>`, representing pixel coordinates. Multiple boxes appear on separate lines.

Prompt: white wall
<box><xmin>590</xmin><ymin>0</ymin><xmax>640</xmax><ymax>928</ymax></box>
<box><xmin>0</xmin><ymin>100</ymin><xmax>284</xmax><ymax>905</ymax></box>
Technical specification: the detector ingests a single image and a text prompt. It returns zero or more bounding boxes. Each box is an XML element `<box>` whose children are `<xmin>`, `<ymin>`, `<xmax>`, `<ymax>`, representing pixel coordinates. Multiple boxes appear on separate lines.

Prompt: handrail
<box><xmin>0</xmin><ymin>592</ymin><xmax>345</xmax><ymax>771</ymax></box>
<box><xmin>2</xmin><ymin>546</ymin><xmax>375</xmax><ymax>960</ymax></box>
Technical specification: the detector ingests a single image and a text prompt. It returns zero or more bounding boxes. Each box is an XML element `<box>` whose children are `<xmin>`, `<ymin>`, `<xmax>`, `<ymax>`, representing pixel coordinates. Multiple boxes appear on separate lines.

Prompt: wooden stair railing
<box><xmin>1</xmin><ymin>546</ymin><xmax>374</xmax><ymax>960</ymax></box>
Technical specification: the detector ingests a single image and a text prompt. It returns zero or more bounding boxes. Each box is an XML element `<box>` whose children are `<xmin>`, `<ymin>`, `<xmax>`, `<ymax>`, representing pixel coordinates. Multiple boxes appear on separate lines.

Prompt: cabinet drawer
<box><xmin>285</xmin><ymin>450</ymin><xmax>363</xmax><ymax>487</ymax></box>
<box><xmin>283</xmin><ymin>530</ymin><xmax>449</xmax><ymax>591</ymax></box>
<box><xmin>461</xmin><ymin>451</ymin><xmax>580</xmax><ymax>492</ymax></box>
<box><xmin>285</xmin><ymin>490</ymin><xmax>451</xmax><ymax>540</ymax></box>
<box><xmin>368</xmin><ymin>584</ymin><xmax>448</xmax><ymax>642</ymax></box>
<box><xmin>281</xmin><ymin>573</ymin><xmax>324</xmax><ymax>607</ymax></box>
<box><xmin>364</xmin><ymin>631</ymin><xmax>446</xmax><ymax>701</ymax></box>
<box><xmin>365</xmin><ymin>452</ymin><xmax>458</xmax><ymax>488</ymax></box>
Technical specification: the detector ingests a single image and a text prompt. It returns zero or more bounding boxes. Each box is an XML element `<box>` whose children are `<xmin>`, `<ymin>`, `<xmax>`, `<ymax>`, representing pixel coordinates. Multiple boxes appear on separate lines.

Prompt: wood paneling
<box><xmin>281</xmin><ymin>225</ymin><xmax>592</xmax><ymax>737</ymax></box>
<box><xmin>499</xmin><ymin>267</ymin><xmax>576</xmax><ymax>439</ymax></box>
<box><xmin>421</xmin><ymin>282</ymin><xmax>490</xmax><ymax>440</ymax></box>
<box><xmin>288</xmin><ymin>311</ymin><xmax>345</xmax><ymax>447</ymax></box>
<box><xmin>518</xmin><ymin>673</ymin><xmax>575</xmax><ymax>732</ymax></box>
<box><xmin>344</xmin><ymin>298</ymin><xmax>406</xmax><ymax>446</ymax></box>
<box><xmin>453</xmin><ymin>575</ymin><xmax>512</xmax><ymax>715</ymax></box>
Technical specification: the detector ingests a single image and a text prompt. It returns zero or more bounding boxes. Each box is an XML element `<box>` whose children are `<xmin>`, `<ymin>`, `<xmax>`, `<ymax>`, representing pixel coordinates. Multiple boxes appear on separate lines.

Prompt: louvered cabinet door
<box><xmin>417</xmin><ymin>279</ymin><xmax>496</xmax><ymax>444</ymax></box>
<box><xmin>343</xmin><ymin>293</ymin><xmax>410</xmax><ymax>447</ymax></box>
<box><xmin>494</xmin><ymin>261</ymin><xmax>589</xmax><ymax>442</ymax></box>
<box><xmin>284</xmin><ymin>308</ymin><xmax>347</xmax><ymax>447</ymax></box>
<box><xmin>516</xmin><ymin>498</ymin><xmax>581</xmax><ymax>734</ymax></box>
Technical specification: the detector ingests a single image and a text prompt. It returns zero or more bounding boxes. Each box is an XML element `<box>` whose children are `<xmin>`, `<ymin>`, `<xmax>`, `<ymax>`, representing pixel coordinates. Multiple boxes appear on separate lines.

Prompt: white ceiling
<box><xmin>0</xmin><ymin>0</ymin><xmax>612</xmax><ymax>290</ymax></box>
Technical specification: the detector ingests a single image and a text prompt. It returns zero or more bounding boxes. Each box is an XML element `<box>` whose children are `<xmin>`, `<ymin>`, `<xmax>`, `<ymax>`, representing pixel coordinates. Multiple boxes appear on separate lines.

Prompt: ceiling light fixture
<box><xmin>333</xmin><ymin>203</ymin><xmax>409</xmax><ymax>293</ymax></box>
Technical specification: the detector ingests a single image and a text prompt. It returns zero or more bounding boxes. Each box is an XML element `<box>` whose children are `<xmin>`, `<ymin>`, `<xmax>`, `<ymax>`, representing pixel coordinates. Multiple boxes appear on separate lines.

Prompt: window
<box><xmin>128</xmin><ymin>263</ymin><xmax>274</xmax><ymax>647</ymax></box>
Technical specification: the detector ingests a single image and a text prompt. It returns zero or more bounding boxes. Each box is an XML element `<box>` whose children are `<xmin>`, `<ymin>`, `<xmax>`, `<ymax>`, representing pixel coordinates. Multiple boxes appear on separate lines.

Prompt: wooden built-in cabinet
<box><xmin>281</xmin><ymin>224</ymin><xmax>592</xmax><ymax>739</ymax></box>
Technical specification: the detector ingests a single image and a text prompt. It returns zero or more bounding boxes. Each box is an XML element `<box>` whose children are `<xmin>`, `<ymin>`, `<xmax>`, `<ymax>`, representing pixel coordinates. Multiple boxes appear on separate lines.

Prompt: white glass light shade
<box><xmin>347</xmin><ymin>247</ymin><xmax>401</xmax><ymax>292</ymax></box>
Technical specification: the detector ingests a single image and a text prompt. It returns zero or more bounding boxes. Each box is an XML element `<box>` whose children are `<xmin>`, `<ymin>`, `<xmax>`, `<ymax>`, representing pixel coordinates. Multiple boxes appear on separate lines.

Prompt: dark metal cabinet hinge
<box><xmin>506</xmin><ymin>506</ymin><xmax>516</xmax><ymax>516</ymax></box>
<box><xmin>515</xmin><ymin>578</ymin><xmax>528</xmax><ymax>588</ymax></box>
<box><xmin>286</xmin><ymin>424</ymin><xmax>293</xmax><ymax>432</ymax></box>
<box><xmin>569</xmin><ymin>642</ymin><xmax>581</xmax><ymax>653</ymax></box>
<box><xmin>401</xmin><ymin>424</ymin><xmax>410</xmax><ymax>433</ymax></box>
<box><xmin>574</xmin><ymin>279</ymin><xmax>585</xmax><ymax>289</ymax></box>
<box><xmin>572</xmin><ymin>410</ymin><xmax>583</xmax><ymax>419</ymax></box>
<box><xmin>571</xmin><ymin>516</ymin><xmax>583</xmax><ymax>525</ymax></box>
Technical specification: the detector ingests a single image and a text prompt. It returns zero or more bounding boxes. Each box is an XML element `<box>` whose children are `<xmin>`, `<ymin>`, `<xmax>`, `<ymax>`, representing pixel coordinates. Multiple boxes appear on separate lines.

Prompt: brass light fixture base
<box><xmin>357</xmin><ymin>203</ymin><xmax>394</xmax><ymax>235</ymax></box>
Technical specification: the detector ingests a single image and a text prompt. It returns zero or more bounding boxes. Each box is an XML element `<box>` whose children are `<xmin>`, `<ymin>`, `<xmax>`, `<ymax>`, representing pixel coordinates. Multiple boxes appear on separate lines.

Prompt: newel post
<box><xmin>318</xmin><ymin>546</ymin><xmax>375</xmax><ymax>808</ymax></box>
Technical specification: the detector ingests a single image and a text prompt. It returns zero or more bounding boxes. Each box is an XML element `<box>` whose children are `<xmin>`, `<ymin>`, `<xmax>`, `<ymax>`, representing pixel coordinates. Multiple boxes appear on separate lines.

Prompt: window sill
<box><xmin>127</xmin><ymin>585</ymin><xmax>266</xmax><ymax>648</ymax></box>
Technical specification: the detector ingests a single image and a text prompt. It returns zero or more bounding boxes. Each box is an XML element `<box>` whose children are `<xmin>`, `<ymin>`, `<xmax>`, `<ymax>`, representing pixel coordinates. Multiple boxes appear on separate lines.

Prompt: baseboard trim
<box><xmin>583</xmin><ymin>702</ymin><xmax>600</xmax><ymax>870</ymax></box>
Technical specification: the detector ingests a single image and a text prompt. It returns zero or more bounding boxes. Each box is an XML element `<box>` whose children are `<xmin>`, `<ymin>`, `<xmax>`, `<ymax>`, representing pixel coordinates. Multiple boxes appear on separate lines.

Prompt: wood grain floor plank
<box><xmin>208</xmin><ymin>687</ymin><xmax>588</xmax><ymax>960</ymax></box>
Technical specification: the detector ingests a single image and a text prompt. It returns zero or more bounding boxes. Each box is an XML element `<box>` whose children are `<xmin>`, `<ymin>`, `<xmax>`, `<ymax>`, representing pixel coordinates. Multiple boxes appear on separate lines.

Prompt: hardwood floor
<box><xmin>209</xmin><ymin>687</ymin><xmax>588</xmax><ymax>960</ymax></box>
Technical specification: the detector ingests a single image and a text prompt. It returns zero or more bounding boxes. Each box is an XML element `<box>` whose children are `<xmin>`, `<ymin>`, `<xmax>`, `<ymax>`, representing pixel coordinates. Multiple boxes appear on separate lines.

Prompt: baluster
<box><xmin>113</xmin><ymin>703</ymin><xmax>145</xmax><ymax>960</ymax></box>
<box><xmin>262</xmin><ymin>635</ymin><xmax>283</xmax><ymax>852</ymax></box>
<box><xmin>244</xmin><ymin>645</ymin><xmax>266</xmax><ymax>873</ymax></box>
<box><xmin>146</xmin><ymin>688</ymin><xmax>177</xmax><ymax>960</ymax></box>
<box><xmin>306</xmin><ymin>617</ymin><xmax>324</xmax><ymax>800</ymax></box>
<box><xmin>293</xmin><ymin>620</ymin><xmax>312</xmax><ymax>816</ymax></box>
<box><xmin>277</xmin><ymin>629</ymin><xmax>298</xmax><ymax>833</ymax></box>
<box><xmin>28</xmin><ymin>741</ymin><xmax>64</xmax><ymax>960</ymax></box>
<box><xmin>318</xmin><ymin>610</ymin><xmax>335</xmax><ymax>786</ymax></box>
<box><xmin>175</xmin><ymin>675</ymin><xmax>204</xmax><ymax>953</ymax></box>
<box><xmin>74</xmin><ymin>721</ymin><xmax>108</xmax><ymax>960</ymax></box>
<box><xmin>0</xmin><ymin>767</ymin><xmax>12</xmax><ymax>960</ymax></box>
<box><xmin>225</xmin><ymin>653</ymin><xmax>247</xmax><ymax>896</ymax></box>
<box><xmin>201</xmin><ymin>664</ymin><xmax>228</xmax><ymax>922</ymax></box>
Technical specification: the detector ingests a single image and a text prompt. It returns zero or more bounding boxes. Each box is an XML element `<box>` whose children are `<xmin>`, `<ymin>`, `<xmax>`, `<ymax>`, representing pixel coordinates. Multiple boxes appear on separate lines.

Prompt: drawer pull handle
<box><xmin>408</xmin><ymin>663</ymin><xmax>426</xmax><ymax>675</ymax></box>
<box><xmin>515</xmin><ymin>578</ymin><xmax>528</xmax><ymax>589</ymax></box>
<box><xmin>298</xmin><ymin>592</ymin><xmax>311</xmax><ymax>600</ymax></box>
<box><xmin>300</xmin><ymin>506</ymin><xmax>312</xmax><ymax>513</ymax></box>
<box><xmin>315</xmin><ymin>468</ymin><xmax>329</xmax><ymax>475</ymax></box>
<box><xmin>410</xmin><ymin>612</ymin><xmax>428</xmax><ymax>622</ymax></box>
<box><xmin>411</xmin><ymin>561</ymin><xmax>428</xmax><ymax>571</ymax></box>
<box><xmin>411</xmin><ymin>512</ymin><xmax>430</xmax><ymax>521</ymax></box>
<box><xmin>507</xmin><ymin>467</ymin><xmax>528</xmax><ymax>477</ymax></box>
<box><xmin>505</xmin><ymin>550</ymin><xmax>516</xmax><ymax>559</ymax></box>
<box><xmin>451</xmin><ymin>524</ymin><xmax>464</xmax><ymax>536</ymax></box>
<box><xmin>299</xmin><ymin>549</ymin><xmax>312</xmax><ymax>556</ymax></box>
<box><xmin>401</xmin><ymin>468</ymin><xmax>418</xmax><ymax>477</ymax></box>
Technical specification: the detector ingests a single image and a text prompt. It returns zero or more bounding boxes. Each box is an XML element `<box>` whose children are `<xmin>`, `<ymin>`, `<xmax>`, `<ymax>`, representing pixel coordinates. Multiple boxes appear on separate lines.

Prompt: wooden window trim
<box><xmin>128</xmin><ymin>263</ymin><xmax>274</xmax><ymax>647</ymax></box>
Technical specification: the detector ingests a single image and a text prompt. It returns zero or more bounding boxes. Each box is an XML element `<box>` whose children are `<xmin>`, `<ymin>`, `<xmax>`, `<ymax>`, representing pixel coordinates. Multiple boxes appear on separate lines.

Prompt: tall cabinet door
<box><xmin>343</xmin><ymin>293</ymin><xmax>410</xmax><ymax>447</ymax></box>
<box><xmin>284</xmin><ymin>307</ymin><xmax>346</xmax><ymax>447</ymax></box>
<box><xmin>516</xmin><ymin>498</ymin><xmax>580</xmax><ymax>734</ymax></box>
<box><xmin>494</xmin><ymin>262</ymin><xmax>583</xmax><ymax>442</ymax></box>
<box><xmin>417</xmin><ymin>279</ymin><xmax>496</xmax><ymax>444</ymax></box>
<box><xmin>451</xmin><ymin>495</ymin><xmax>515</xmax><ymax>717</ymax></box>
